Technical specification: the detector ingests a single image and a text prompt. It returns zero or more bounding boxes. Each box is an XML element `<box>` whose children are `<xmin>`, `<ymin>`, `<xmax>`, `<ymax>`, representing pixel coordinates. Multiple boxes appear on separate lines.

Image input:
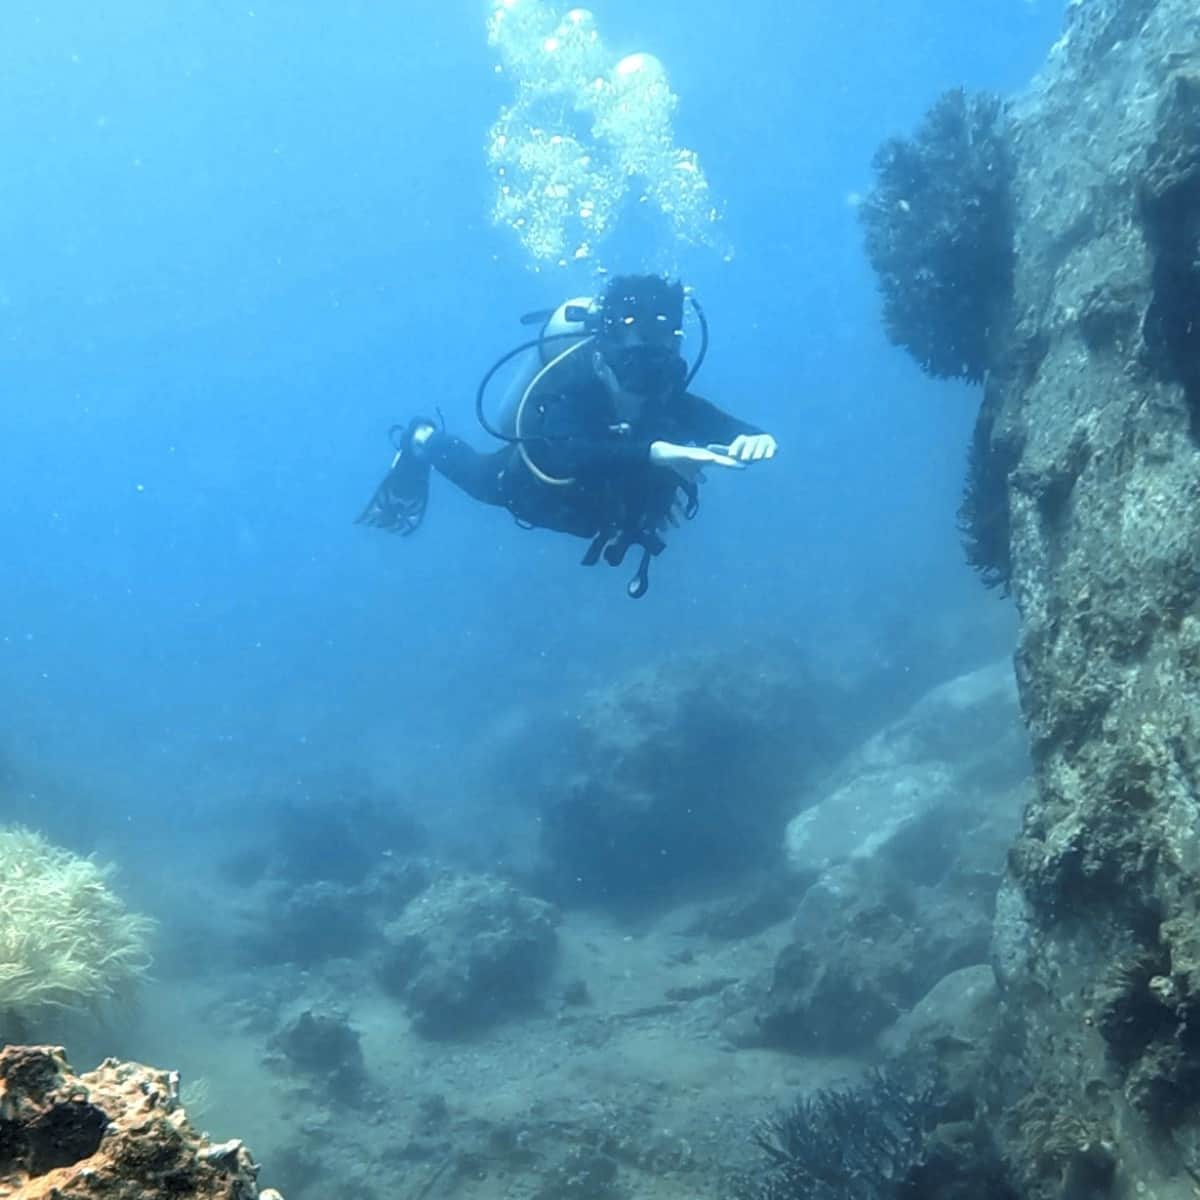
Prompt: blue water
<box><xmin>0</xmin><ymin>1</ymin><xmax>1060</xmax><ymax>856</ymax></box>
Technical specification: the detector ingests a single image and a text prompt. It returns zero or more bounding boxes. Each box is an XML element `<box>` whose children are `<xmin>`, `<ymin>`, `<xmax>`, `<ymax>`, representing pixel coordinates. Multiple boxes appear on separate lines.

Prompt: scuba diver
<box><xmin>355</xmin><ymin>274</ymin><xmax>777</xmax><ymax>598</ymax></box>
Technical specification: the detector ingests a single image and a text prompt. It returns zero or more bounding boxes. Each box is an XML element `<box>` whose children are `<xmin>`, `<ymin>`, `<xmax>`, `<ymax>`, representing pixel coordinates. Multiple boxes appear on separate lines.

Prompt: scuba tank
<box><xmin>475</xmin><ymin>288</ymin><xmax>708</xmax><ymax>446</ymax></box>
<box><xmin>491</xmin><ymin>296</ymin><xmax>595</xmax><ymax>439</ymax></box>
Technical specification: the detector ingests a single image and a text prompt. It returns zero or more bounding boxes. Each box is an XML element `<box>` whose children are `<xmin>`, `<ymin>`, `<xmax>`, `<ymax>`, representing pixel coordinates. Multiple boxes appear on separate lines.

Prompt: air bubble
<box><xmin>485</xmin><ymin>0</ymin><xmax>727</xmax><ymax>268</ymax></box>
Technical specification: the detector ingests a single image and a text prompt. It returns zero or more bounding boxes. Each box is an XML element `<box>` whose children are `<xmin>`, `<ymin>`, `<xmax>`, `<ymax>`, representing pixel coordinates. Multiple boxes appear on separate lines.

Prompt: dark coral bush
<box><xmin>861</xmin><ymin>89</ymin><xmax>1015</xmax><ymax>383</ymax></box>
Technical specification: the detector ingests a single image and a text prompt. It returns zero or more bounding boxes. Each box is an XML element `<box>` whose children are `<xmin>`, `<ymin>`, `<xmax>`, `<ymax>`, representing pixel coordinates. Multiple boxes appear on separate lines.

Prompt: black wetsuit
<box><xmin>425</xmin><ymin>355</ymin><xmax>761</xmax><ymax>543</ymax></box>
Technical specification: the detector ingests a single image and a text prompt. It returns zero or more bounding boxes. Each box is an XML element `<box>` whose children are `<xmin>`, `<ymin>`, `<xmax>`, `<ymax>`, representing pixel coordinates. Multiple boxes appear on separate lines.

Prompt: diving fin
<box><xmin>354</xmin><ymin>420</ymin><xmax>434</xmax><ymax>536</ymax></box>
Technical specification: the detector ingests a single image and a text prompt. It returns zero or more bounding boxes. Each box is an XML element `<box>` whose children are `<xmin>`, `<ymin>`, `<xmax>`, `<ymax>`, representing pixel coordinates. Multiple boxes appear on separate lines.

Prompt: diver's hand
<box><xmin>649</xmin><ymin>440</ymin><xmax>744</xmax><ymax>482</ymax></box>
<box><xmin>721</xmin><ymin>433</ymin><xmax>778</xmax><ymax>463</ymax></box>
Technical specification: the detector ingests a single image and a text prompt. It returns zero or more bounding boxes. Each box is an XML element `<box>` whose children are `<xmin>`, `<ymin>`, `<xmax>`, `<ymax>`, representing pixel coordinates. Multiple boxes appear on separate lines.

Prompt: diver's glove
<box><xmin>723</xmin><ymin>433</ymin><xmax>778</xmax><ymax>463</ymax></box>
<box><xmin>649</xmin><ymin>440</ymin><xmax>743</xmax><ymax>483</ymax></box>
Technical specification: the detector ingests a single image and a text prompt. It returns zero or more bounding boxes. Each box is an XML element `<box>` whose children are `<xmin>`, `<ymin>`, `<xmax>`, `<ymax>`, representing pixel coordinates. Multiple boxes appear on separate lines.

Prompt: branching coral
<box><xmin>1005</xmin><ymin>1085</ymin><xmax>1115</xmax><ymax>1196</ymax></box>
<box><xmin>732</xmin><ymin>1071</ymin><xmax>933</xmax><ymax>1200</ymax></box>
<box><xmin>732</xmin><ymin>1068</ymin><xmax>1019</xmax><ymax>1200</ymax></box>
<box><xmin>0</xmin><ymin>826</ymin><xmax>154</xmax><ymax>1031</ymax></box>
<box><xmin>958</xmin><ymin>394</ymin><xmax>1017</xmax><ymax>591</ymax></box>
<box><xmin>860</xmin><ymin>88</ymin><xmax>1015</xmax><ymax>383</ymax></box>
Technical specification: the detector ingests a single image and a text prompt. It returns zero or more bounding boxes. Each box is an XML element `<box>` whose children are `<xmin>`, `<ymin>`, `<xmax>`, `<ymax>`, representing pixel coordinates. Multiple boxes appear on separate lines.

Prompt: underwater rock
<box><xmin>240</xmin><ymin>880</ymin><xmax>374</xmax><ymax>966</ymax></box>
<box><xmin>785</xmin><ymin>760</ymin><xmax>956</xmax><ymax>879</ymax></box>
<box><xmin>365</xmin><ymin>855</ymin><xmax>434</xmax><ymax>911</ymax></box>
<box><xmin>750</xmin><ymin>865</ymin><xmax>992</xmax><ymax>1054</ymax></box>
<box><xmin>681</xmin><ymin>872</ymin><xmax>804</xmax><ymax>941</ymax></box>
<box><xmin>377</xmin><ymin>872</ymin><xmax>559</xmax><ymax>1037</ymax></box>
<box><xmin>533</xmin><ymin>645</ymin><xmax>864</xmax><ymax>911</ymax></box>
<box><xmin>234</xmin><ymin>855</ymin><xmax>432</xmax><ymax>969</ymax></box>
<box><xmin>0</xmin><ymin>1044</ymin><xmax>282</xmax><ymax>1200</ymax></box>
<box><xmin>877</xmin><ymin>964</ymin><xmax>1002</xmax><ymax>1110</ymax></box>
<box><xmin>756</xmin><ymin>913</ymin><xmax>913</xmax><ymax>1052</ymax></box>
<box><xmin>533</xmin><ymin>1145</ymin><xmax>620</xmax><ymax>1200</ymax></box>
<box><xmin>742</xmin><ymin>662</ymin><xmax>1026</xmax><ymax>1055</ymax></box>
<box><xmin>226</xmin><ymin>768</ymin><xmax>427</xmax><ymax>889</ymax></box>
<box><xmin>1140</xmin><ymin>69</ymin><xmax>1200</xmax><ymax>431</ymax></box>
<box><xmin>270</xmin><ymin>1009</ymin><xmax>367</xmax><ymax>1105</ymax></box>
<box><xmin>941</xmin><ymin>0</ymin><xmax>1200</xmax><ymax>1192</ymax></box>
<box><xmin>784</xmin><ymin>661</ymin><xmax>1025</xmax><ymax>878</ymax></box>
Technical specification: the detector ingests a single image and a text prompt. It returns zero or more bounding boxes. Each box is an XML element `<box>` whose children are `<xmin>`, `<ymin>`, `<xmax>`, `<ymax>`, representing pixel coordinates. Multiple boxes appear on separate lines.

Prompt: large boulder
<box><xmin>747</xmin><ymin>864</ymin><xmax>996</xmax><ymax>1053</ymax></box>
<box><xmin>735</xmin><ymin>661</ymin><xmax>1027</xmax><ymax>1054</ymax></box>
<box><xmin>377</xmin><ymin>872</ymin><xmax>559</xmax><ymax>1037</ymax></box>
<box><xmin>232</xmin><ymin>857</ymin><xmax>433</xmax><ymax>969</ymax></box>
<box><xmin>785</xmin><ymin>661</ymin><xmax>1027</xmax><ymax>878</ymax></box>
<box><xmin>878</xmin><ymin>964</ymin><xmax>1004</xmax><ymax>1112</ymax></box>
<box><xmin>267</xmin><ymin>1008</ymin><xmax>367</xmax><ymax>1106</ymax></box>
<box><xmin>218</xmin><ymin>769</ymin><xmax>427</xmax><ymax>890</ymax></box>
<box><xmin>534</xmin><ymin>645</ymin><xmax>865</xmax><ymax>910</ymax></box>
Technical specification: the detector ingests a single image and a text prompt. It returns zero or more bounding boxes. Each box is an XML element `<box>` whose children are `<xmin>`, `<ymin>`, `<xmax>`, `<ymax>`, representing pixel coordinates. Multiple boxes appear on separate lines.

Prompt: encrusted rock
<box><xmin>878</xmin><ymin>964</ymin><xmax>1003</xmax><ymax>1110</ymax></box>
<box><xmin>533</xmin><ymin>644</ymin><xmax>866</xmax><ymax>910</ymax></box>
<box><xmin>744</xmin><ymin>662</ymin><xmax>1025</xmax><ymax>1054</ymax></box>
<box><xmin>0</xmin><ymin>1044</ymin><xmax>279</xmax><ymax>1200</ymax></box>
<box><xmin>785</xmin><ymin>661</ymin><xmax>1025</xmax><ymax>878</ymax></box>
<box><xmin>377</xmin><ymin>872</ymin><xmax>559</xmax><ymax>1037</ymax></box>
<box><xmin>893</xmin><ymin>0</ymin><xmax>1200</xmax><ymax>1192</ymax></box>
<box><xmin>749</xmin><ymin>865</ymin><xmax>994</xmax><ymax>1053</ymax></box>
<box><xmin>234</xmin><ymin>856</ymin><xmax>432</xmax><ymax>969</ymax></box>
<box><xmin>269</xmin><ymin>1009</ymin><xmax>366</xmax><ymax>1104</ymax></box>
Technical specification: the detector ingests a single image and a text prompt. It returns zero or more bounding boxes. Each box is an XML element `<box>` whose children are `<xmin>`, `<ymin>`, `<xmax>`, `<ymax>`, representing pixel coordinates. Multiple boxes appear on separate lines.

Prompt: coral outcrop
<box><xmin>0</xmin><ymin>1044</ymin><xmax>281</xmax><ymax>1200</ymax></box>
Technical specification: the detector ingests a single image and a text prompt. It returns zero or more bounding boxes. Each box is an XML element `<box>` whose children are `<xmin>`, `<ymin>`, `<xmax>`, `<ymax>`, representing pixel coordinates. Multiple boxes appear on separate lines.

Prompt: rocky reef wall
<box><xmin>983</xmin><ymin>1</ymin><xmax>1200</xmax><ymax>1194</ymax></box>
